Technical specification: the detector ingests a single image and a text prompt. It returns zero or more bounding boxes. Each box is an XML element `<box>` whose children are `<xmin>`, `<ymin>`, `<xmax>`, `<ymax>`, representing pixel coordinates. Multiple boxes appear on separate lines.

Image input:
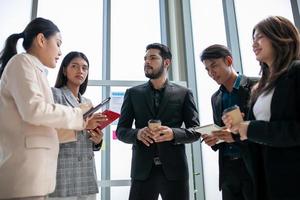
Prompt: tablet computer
<box><xmin>83</xmin><ymin>97</ymin><xmax>111</xmax><ymax>119</ymax></box>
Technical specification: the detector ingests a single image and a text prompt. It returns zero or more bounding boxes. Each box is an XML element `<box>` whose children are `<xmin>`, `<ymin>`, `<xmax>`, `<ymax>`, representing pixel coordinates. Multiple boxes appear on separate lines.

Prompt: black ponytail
<box><xmin>0</xmin><ymin>33</ymin><xmax>24</xmax><ymax>78</ymax></box>
<box><xmin>0</xmin><ymin>17</ymin><xmax>59</xmax><ymax>79</ymax></box>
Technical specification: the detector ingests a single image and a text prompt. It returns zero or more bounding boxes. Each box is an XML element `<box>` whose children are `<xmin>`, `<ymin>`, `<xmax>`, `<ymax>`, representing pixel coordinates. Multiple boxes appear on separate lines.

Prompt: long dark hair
<box><xmin>251</xmin><ymin>16</ymin><xmax>300</xmax><ymax>103</ymax></box>
<box><xmin>0</xmin><ymin>17</ymin><xmax>60</xmax><ymax>78</ymax></box>
<box><xmin>54</xmin><ymin>51</ymin><xmax>89</xmax><ymax>95</ymax></box>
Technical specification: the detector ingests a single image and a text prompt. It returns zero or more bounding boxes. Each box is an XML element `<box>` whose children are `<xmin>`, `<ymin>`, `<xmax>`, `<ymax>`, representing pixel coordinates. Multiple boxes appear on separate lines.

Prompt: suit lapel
<box><xmin>270</xmin><ymin>75</ymin><xmax>289</xmax><ymax>120</ymax></box>
<box><xmin>144</xmin><ymin>83</ymin><xmax>156</xmax><ymax>116</ymax></box>
<box><xmin>61</xmin><ymin>87</ymin><xmax>79</xmax><ymax>108</ymax></box>
<box><xmin>214</xmin><ymin>91</ymin><xmax>223</xmax><ymax>125</ymax></box>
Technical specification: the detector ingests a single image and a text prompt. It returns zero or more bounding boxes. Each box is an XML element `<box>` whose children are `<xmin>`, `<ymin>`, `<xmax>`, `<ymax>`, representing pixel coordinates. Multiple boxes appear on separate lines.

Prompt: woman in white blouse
<box><xmin>223</xmin><ymin>16</ymin><xmax>300</xmax><ymax>200</ymax></box>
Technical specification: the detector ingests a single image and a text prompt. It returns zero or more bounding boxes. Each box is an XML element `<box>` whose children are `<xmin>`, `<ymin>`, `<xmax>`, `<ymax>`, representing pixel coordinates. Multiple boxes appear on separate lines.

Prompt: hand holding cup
<box><xmin>148</xmin><ymin>119</ymin><xmax>162</xmax><ymax>138</ymax></box>
<box><xmin>222</xmin><ymin>105</ymin><xmax>243</xmax><ymax>134</ymax></box>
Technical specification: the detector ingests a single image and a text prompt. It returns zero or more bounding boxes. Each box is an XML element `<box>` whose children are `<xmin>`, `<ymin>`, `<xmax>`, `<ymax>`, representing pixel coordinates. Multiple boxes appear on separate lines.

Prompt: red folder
<box><xmin>96</xmin><ymin>109</ymin><xmax>120</xmax><ymax>130</ymax></box>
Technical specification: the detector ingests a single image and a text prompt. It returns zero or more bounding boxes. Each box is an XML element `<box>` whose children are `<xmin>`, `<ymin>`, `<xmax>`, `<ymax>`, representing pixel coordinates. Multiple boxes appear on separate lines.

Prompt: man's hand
<box><xmin>212</xmin><ymin>129</ymin><xmax>234</xmax><ymax>143</ymax></box>
<box><xmin>137</xmin><ymin>125</ymin><xmax>175</xmax><ymax>145</ymax></box>
<box><xmin>152</xmin><ymin>126</ymin><xmax>174</xmax><ymax>143</ymax></box>
<box><xmin>201</xmin><ymin>134</ymin><xmax>218</xmax><ymax>146</ymax></box>
<box><xmin>137</xmin><ymin>127</ymin><xmax>154</xmax><ymax>146</ymax></box>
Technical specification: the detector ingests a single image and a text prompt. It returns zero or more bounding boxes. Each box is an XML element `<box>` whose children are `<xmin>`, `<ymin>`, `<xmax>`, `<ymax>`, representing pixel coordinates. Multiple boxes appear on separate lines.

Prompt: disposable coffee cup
<box><xmin>148</xmin><ymin>119</ymin><xmax>161</xmax><ymax>131</ymax></box>
<box><xmin>223</xmin><ymin>105</ymin><xmax>243</xmax><ymax>127</ymax></box>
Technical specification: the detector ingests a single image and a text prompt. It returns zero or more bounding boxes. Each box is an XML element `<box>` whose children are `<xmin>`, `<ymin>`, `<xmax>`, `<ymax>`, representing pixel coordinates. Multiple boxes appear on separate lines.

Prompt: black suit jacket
<box><xmin>211</xmin><ymin>75</ymin><xmax>258</xmax><ymax>190</ymax></box>
<box><xmin>116</xmin><ymin>81</ymin><xmax>200</xmax><ymax>181</ymax></box>
<box><xmin>247</xmin><ymin>60</ymin><xmax>300</xmax><ymax>200</ymax></box>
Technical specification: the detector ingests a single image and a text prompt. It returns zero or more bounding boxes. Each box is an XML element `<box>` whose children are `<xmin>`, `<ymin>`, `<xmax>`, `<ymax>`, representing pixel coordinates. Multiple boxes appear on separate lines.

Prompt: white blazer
<box><xmin>0</xmin><ymin>53</ymin><xmax>85</xmax><ymax>198</ymax></box>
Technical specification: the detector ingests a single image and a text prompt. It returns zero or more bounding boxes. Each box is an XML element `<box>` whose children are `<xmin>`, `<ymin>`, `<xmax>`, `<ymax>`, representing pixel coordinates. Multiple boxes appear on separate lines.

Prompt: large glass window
<box><xmin>2</xmin><ymin>1</ymin><xmax>298</xmax><ymax>199</ymax></box>
<box><xmin>110</xmin><ymin>0</ymin><xmax>160</xmax><ymax>198</ymax></box>
<box><xmin>190</xmin><ymin>0</ymin><xmax>226</xmax><ymax>199</ymax></box>
<box><xmin>37</xmin><ymin>0</ymin><xmax>103</xmax><ymax>85</ymax></box>
<box><xmin>235</xmin><ymin>0</ymin><xmax>294</xmax><ymax>76</ymax></box>
<box><xmin>110</xmin><ymin>0</ymin><xmax>161</xmax><ymax>81</ymax></box>
<box><xmin>0</xmin><ymin>0</ymin><xmax>32</xmax><ymax>53</ymax></box>
<box><xmin>110</xmin><ymin>87</ymin><xmax>131</xmax><ymax>199</ymax></box>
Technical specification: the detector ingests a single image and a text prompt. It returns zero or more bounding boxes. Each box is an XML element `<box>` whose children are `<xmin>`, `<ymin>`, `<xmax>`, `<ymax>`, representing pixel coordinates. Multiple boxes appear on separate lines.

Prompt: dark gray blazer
<box><xmin>49</xmin><ymin>87</ymin><xmax>99</xmax><ymax>197</ymax></box>
<box><xmin>116</xmin><ymin>81</ymin><xmax>200</xmax><ymax>181</ymax></box>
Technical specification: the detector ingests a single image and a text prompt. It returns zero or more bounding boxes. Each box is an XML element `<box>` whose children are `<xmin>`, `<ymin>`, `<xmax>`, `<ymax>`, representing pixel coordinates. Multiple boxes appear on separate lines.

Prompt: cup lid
<box><xmin>222</xmin><ymin>105</ymin><xmax>239</xmax><ymax>114</ymax></box>
<box><xmin>148</xmin><ymin>119</ymin><xmax>161</xmax><ymax>123</ymax></box>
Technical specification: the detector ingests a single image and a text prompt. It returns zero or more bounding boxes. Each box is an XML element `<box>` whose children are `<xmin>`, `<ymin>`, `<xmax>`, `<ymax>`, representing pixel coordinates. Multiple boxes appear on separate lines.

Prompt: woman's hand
<box><xmin>222</xmin><ymin>112</ymin><xmax>245</xmax><ymax>134</ymax></box>
<box><xmin>201</xmin><ymin>134</ymin><xmax>219</xmax><ymax>146</ymax></box>
<box><xmin>85</xmin><ymin>112</ymin><xmax>107</xmax><ymax>130</ymax></box>
<box><xmin>238</xmin><ymin>121</ymin><xmax>250</xmax><ymax>141</ymax></box>
<box><xmin>222</xmin><ymin>113</ymin><xmax>250</xmax><ymax>141</ymax></box>
<box><xmin>212</xmin><ymin>129</ymin><xmax>234</xmax><ymax>143</ymax></box>
<box><xmin>88</xmin><ymin>128</ymin><xmax>103</xmax><ymax>144</ymax></box>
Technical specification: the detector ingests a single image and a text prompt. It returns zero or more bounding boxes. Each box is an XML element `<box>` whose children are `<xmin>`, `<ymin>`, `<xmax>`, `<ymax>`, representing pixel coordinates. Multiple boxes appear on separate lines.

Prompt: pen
<box><xmin>201</xmin><ymin>138</ymin><xmax>205</xmax><ymax>143</ymax></box>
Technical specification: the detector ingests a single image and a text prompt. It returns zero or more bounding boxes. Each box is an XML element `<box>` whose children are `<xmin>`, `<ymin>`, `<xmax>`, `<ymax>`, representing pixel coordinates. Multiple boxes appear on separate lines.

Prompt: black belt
<box><xmin>224</xmin><ymin>156</ymin><xmax>241</xmax><ymax>161</ymax></box>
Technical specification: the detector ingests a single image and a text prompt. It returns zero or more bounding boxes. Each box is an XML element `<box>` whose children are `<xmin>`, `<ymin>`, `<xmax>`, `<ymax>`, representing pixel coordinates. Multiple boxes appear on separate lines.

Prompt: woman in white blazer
<box><xmin>0</xmin><ymin>18</ymin><xmax>98</xmax><ymax>200</ymax></box>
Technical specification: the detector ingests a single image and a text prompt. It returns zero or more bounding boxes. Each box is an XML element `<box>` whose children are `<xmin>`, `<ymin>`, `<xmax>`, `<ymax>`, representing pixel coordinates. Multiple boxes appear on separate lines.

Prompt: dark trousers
<box><xmin>221</xmin><ymin>157</ymin><xmax>254</xmax><ymax>200</ymax></box>
<box><xmin>129</xmin><ymin>165</ymin><xmax>189</xmax><ymax>200</ymax></box>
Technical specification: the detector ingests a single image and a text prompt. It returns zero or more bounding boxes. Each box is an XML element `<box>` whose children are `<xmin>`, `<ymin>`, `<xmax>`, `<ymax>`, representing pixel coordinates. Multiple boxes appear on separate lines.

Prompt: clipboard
<box><xmin>194</xmin><ymin>124</ymin><xmax>225</xmax><ymax>144</ymax></box>
<box><xmin>96</xmin><ymin>109</ymin><xmax>120</xmax><ymax>130</ymax></box>
<box><xmin>194</xmin><ymin>124</ymin><xmax>222</xmax><ymax>135</ymax></box>
<box><xmin>83</xmin><ymin>97</ymin><xmax>111</xmax><ymax>119</ymax></box>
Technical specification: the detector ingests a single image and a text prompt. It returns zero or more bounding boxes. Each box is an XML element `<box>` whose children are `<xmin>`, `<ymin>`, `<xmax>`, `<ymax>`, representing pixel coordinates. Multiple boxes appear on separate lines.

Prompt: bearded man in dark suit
<box><xmin>116</xmin><ymin>43</ymin><xmax>200</xmax><ymax>200</ymax></box>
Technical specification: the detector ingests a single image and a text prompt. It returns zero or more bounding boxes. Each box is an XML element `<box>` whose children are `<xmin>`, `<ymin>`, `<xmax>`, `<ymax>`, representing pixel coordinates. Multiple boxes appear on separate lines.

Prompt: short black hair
<box><xmin>146</xmin><ymin>43</ymin><xmax>172</xmax><ymax>60</ymax></box>
<box><xmin>200</xmin><ymin>44</ymin><xmax>232</xmax><ymax>62</ymax></box>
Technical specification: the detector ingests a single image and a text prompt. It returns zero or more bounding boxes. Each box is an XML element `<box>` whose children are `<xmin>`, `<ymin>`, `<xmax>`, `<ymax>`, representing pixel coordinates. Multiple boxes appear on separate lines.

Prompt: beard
<box><xmin>144</xmin><ymin>63</ymin><xmax>164</xmax><ymax>79</ymax></box>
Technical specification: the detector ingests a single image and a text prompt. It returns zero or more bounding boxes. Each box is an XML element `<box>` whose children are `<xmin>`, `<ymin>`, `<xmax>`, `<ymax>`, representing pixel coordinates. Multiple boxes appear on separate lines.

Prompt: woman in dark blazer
<box><xmin>223</xmin><ymin>16</ymin><xmax>300</xmax><ymax>200</ymax></box>
<box><xmin>49</xmin><ymin>52</ymin><xmax>106</xmax><ymax>200</ymax></box>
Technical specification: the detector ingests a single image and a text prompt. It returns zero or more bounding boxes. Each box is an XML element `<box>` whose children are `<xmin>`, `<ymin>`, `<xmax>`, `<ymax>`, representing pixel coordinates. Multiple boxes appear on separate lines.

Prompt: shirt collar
<box><xmin>220</xmin><ymin>74</ymin><xmax>241</xmax><ymax>92</ymax></box>
<box><xmin>25</xmin><ymin>53</ymin><xmax>48</xmax><ymax>75</ymax></box>
<box><xmin>233</xmin><ymin>74</ymin><xmax>241</xmax><ymax>90</ymax></box>
<box><xmin>148</xmin><ymin>79</ymin><xmax>168</xmax><ymax>91</ymax></box>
